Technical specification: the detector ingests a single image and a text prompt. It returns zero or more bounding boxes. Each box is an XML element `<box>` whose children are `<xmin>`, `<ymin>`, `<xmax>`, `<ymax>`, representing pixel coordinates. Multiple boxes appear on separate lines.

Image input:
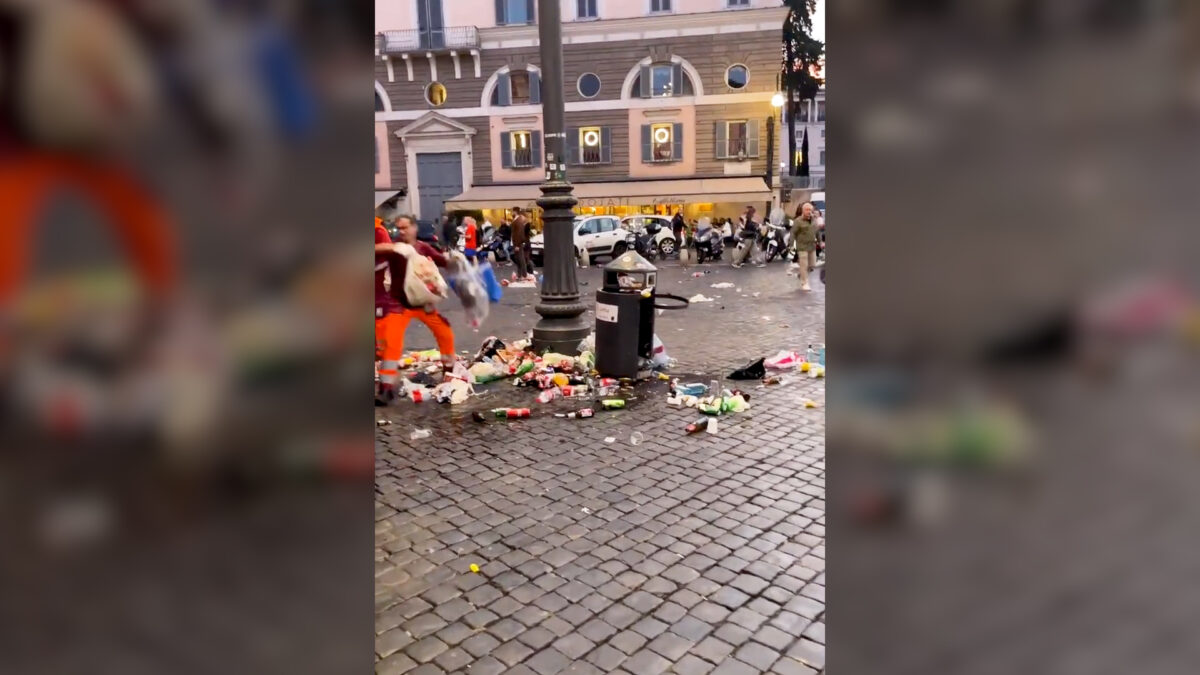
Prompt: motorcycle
<box><xmin>479</xmin><ymin>226</ymin><xmax>511</xmax><ymax>264</ymax></box>
<box><xmin>760</xmin><ymin>222</ymin><xmax>789</xmax><ymax>263</ymax></box>
<box><xmin>624</xmin><ymin>219</ymin><xmax>660</xmax><ymax>262</ymax></box>
<box><xmin>692</xmin><ymin>226</ymin><xmax>724</xmax><ymax>264</ymax></box>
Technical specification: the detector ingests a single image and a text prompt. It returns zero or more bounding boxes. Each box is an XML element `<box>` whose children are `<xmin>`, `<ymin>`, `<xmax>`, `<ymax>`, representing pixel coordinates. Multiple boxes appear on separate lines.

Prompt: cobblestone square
<box><xmin>377</xmin><ymin>262</ymin><xmax>824</xmax><ymax>674</ymax></box>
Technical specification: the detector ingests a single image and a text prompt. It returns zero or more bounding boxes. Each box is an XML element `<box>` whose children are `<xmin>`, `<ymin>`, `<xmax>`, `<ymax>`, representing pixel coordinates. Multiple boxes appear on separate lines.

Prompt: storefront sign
<box><xmin>575</xmin><ymin>195</ymin><xmax>687</xmax><ymax>207</ymax></box>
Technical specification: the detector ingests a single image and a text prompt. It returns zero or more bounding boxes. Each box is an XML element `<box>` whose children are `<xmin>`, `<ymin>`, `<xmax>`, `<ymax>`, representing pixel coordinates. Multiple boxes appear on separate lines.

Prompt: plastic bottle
<box><xmin>685</xmin><ymin>418</ymin><xmax>710</xmax><ymax>434</ymax></box>
<box><xmin>629</xmin><ymin>432</ymin><xmax>644</xmax><ymax>445</ymax></box>
<box><xmin>491</xmin><ymin>408</ymin><xmax>531</xmax><ymax>418</ymax></box>
<box><xmin>601</xmin><ymin>399</ymin><xmax>626</xmax><ymax>410</ymax></box>
<box><xmin>709</xmin><ymin>379</ymin><xmax>719</xmax><ymax>395</ymax></box>
<box><xmin>555</xmin><ymin>408</ymin><xmax>595</xmax><ymax>419</ymax></box>
<box><xmin>560</xmin><ymin>385</ymin><xmax>590</xmax><ymax>397</ymax></box>
<box><xmin>536</xmin><ymin>388</ymin><xmax>562</xmax><ymax>404</ymax></box>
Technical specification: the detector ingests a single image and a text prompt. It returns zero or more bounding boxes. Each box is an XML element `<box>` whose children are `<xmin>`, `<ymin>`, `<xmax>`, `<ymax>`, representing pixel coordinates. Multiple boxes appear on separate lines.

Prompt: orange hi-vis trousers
<box><xmin>375</xmin><ymin>307</ymin><xmax>455</xmax><ymax>387</ymax></box>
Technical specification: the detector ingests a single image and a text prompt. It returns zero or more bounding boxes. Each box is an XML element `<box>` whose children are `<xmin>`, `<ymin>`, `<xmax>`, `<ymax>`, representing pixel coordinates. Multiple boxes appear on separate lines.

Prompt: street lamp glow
<box><xmin>771</xmin><ymin>92</ymin><xmax>785</xmax><ymax>108</ymax></box>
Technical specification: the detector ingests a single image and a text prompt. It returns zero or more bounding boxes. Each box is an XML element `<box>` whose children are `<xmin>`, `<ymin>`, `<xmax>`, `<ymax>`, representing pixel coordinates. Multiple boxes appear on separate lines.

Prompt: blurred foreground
<box><xmin>834</xmin><ymin>1</ymin><xmax>1200</xmax><ymax>673</ymax></box>
<box><xmin>0</xmin><ymin>1</ymin><xmax>373</xmax><ymax>672</ymax></box>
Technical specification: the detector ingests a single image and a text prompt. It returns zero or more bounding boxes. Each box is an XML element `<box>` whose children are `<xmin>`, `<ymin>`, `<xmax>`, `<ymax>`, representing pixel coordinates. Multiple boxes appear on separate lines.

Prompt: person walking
<box><xmin>375</xmin><ymin>214</ymin><xmax>456</xmax><ymax>405</ymax></box>
<box><xmin>670</xmin><ymin>208</ymin><xmax>685</xmax><ymax>255</ymax></box>
<box><xmin>497</xmin><ymin>218</ymin><xmax>513</xmax><ymax>263</ymax></box>
<box><xmin>510</xmin><ymin>206</ymin><xmax>530</xmax><ymax>279</ymax></box>
<box><xmin>462</xmin><ymin>215</ymin><xmax>478</xmax><ymax>260</ymax></box>
<box><xmin>790</xmin><ymin>202</ymin><xmax>819</xmax><ymax>291</ymax></box>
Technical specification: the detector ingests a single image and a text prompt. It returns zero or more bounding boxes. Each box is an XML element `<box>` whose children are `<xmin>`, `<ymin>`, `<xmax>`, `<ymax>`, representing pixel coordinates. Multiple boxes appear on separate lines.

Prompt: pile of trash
<box><xmin>728</xmin><ymin>344</ymin><xmax>826</xmax><ymax>383</ymax></box>
<box><xmin>386</xmin><ymin>333</ymin><xmax>674</xmax><ymax>413</ymax></box>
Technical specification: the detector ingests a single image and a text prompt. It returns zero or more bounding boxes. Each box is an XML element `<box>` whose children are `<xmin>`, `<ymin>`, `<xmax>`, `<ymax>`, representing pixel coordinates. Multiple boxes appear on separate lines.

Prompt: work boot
<box><xmin>375</xmin><ymin>384</ymin><xmax>398</xmax><ymax>407</ymax></box>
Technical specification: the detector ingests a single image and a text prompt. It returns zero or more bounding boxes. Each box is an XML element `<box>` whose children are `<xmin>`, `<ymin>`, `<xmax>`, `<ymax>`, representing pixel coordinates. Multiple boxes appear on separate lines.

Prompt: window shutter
<box><xmin>500</xmin><ymin>131</ymin><xmax>512</xmax><ymax>168</ymax></box>
<box><xmin>672</xmin><ymin>122</ymin><xmax>683</xmax><ymax>161</ymax></box>
<box><xmin>496</xmin><ymin>73</ymin><xmax>511</xmax><ymax>106</ymax></box>
<box><xmin>714</xmin><ymin>121</ymin><xmax>726</xmax><ymax>159</ymax></box>
<box><xmin>601</xmin><ymin>126</ymin><xmax>612</xmax><ymax>164</ymax></box>
<box><xmin>639</xmin><ymin>66</ymin><xmax>651</xmax><ymax>98</ymax></box>
<box><xmin>526</xmin><ymin>0</ymin><xmax>535</xmax><ymax>23</ymax></box>
<box><xmin>641</xmin><ymin>124</ymin><xmax>652</xmax><ymax>163</ymax></box>
<box><xmin>495</xmin><ymin>0</ymin><xmax>505</xmax><ymax>24</ymax></box>
<box><xmin>531</xmin><ymin>131</ymin><xmax>542</xmax><ymax>167</ymax></box>
<box><xmin>529</xmin><ymin>70</ymin><xmax>541</xmax><ymax>104</ymax></box>
<box><xmin>566</xmin><ymin>127</ymin><xmax>579</xmax><ymax>165</ymax></box>
<box><xmin>747</xmin><ymin>119</ymin><xmax>760</xmax><ymax>157</ymax></box>
<box><xmin>671</xmin><ymin>63</ymin><xmax>683</xmax><ymax>96</ymax></box>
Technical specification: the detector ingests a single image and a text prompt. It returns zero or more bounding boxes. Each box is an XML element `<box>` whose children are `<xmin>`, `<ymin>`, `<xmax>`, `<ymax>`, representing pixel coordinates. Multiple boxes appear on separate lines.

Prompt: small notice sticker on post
<box><xmin>596</xmin><ymin>303</ymin><xmax>618</xmax><ymax>323</ymax></box>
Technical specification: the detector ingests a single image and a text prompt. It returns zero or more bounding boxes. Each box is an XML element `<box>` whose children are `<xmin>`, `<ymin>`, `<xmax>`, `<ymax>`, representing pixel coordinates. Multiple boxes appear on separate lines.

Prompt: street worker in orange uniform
<box><xmin>375</xmin><ymin>215</ymin><xmax>455</xmax><ymax>406</ymax></box>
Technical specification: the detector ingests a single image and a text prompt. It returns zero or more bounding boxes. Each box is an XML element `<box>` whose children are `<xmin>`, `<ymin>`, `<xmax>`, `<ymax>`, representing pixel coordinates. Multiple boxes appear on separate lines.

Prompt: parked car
<box><xmin>529</xmin><ymin>215</ymin><xmax>629</xmax><ymax>267</ymax></box>
<box><xmin>620</xmin><ymin>216</ymin><xmax>679</xmax><ymax>257</ymax></box>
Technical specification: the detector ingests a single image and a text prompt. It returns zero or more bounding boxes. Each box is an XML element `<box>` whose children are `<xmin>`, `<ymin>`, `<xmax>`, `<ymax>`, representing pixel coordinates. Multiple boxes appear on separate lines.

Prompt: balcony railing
<box><xmin>377</xmin><ymin>27</ymin><xmax>479</xmax><ymax>54</ymax></box>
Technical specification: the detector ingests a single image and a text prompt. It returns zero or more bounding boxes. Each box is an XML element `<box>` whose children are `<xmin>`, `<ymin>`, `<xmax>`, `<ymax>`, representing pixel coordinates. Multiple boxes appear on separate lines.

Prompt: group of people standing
<box><xmin>437</xmin><ymin>207</ymin><xmax>536</xmax><ymax>281</ymax></box>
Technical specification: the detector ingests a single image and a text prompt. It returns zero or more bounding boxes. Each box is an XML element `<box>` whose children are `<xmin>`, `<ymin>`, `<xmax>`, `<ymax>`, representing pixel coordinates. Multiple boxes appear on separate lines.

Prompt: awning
<box><xmin>443</xmin><ymin>177</ymin><xmax>769</xmax><ymax>210</ymax></box>
<box><xmin>375</xmin><ymin>190</ymin><xmax>405</xmax><ymax>208</ymax></box>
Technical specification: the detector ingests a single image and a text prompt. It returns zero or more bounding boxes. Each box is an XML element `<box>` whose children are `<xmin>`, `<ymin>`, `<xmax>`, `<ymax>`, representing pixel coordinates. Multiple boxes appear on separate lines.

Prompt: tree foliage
<box><xmin>782</xmin><ymin>0</ymin><xmax>824</xmax><ymax>101</ymax></box>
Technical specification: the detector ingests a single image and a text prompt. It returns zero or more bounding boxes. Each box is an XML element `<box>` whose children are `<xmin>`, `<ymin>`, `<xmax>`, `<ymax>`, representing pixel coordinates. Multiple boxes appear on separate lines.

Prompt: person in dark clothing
<box><xmin>440</xmin><ymin>214</ymin><xmax>457</xmax><ymax>250</ymax></box>
<box><xmin>732</xmin><ymin>206</ymin><xmax>761</xmax><ymax>268</ymax></box>
<box><xmin>670</xmin><ymin>209</ymin><xmax>685</xmax><ymax>255</ymax></box>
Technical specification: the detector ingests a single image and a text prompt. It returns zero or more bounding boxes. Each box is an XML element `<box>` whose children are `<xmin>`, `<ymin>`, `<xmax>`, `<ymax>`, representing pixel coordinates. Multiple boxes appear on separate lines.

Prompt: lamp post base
<box><xmin>532</xmin><ymin>318</ymin><xmax>591</xmax><ymax>356</ymax></box>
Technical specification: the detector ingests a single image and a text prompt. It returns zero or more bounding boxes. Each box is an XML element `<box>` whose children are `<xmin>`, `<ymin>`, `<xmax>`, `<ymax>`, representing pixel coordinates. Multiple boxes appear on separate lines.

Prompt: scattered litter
<box><xmin>555</xmin><ymin>408</ymin><xmax>594</xmax><ymax>419</ymax></box>
<box><xmin>408</xmin><ymin>387</ymin><xmax>432</xmax><ymax>403</ymax></box>
<box><xmin>506</xmin><ymin>281</ymin><xmax>537</xmax><ymax>288</ymax></box>
<box><xmin>810</xmin><ymin>365</ymin><xmax>826</xmax><ymax>378</ymax></box>
<box><xmin>685</xmin><ymin>418</ymin><xmax>710</xmax><ymax>434</ymax></box>
<box><xmin>805</xmin><ymin>400</ymin><xmax>820</xmax><ymax>408</ymax></box>
<box><xmin>707</xmin><ymin>418</ymin><xmax>719</xmax><ymax>434</ymax></box>
<box><xmin>604</xmin><ymin>437</ymin><xmax>616</xmax><ymax>443</ymax></box>
<box><xmin>753</xmin><ymin>292</ymin><xmax>760</xmax><ymax>298</ymax></box>
<box><xmin>688</xmin><ymin>294</ymin><xmax>714</xmax><ymax>303</ymax></box>
<box><xmin>692</xmin><ymin>272</ymin><xmax>705</xmax><ymax>278</ymax></box>
<box><xmin>488</xmin><ymin>408</ymin><xmax>531</xmax><ymax>418</ymax></box>
<box><xmin>410</xmin><ymin>429</ymin><xmax>432</xmax><ymax>440</ymax></box>
<box><xmin>469</xmin><ymin>564</ymin><xmax>481</xmax><ymax>573</ymax></box>
<box><xmin>762</xmin><ymin>316</ymin><xmax>772</xmax><ymax>321</ymax></box>
<box><xmin>582</xmin><ymin>506</ymin><xmax>592</xmax><ymax>514</ymax></box>
<box><xmin>629</xmin><ymin>432</ymin><xmax>644</xmax><ymax>446</ymax></box>
<box><xmin>601</xmin><ymin>399</ymin><xmax>626</xmax><ymax>410</ymax></box>
<box><xmin>711</xmin><ymin>282</ymin><xmax>734</xmax><ymax>289</ymax></box>
<box><xmin>377</xmin><ymin>419</ymin><xmax>391</xmax><ymax>426</ymax></box>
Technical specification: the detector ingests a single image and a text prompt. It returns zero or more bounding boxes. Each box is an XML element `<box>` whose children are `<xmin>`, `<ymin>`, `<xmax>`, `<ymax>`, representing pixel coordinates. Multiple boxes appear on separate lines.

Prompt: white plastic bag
<box><xmin>650</xmin><ymin>334</ymin><xmax>671</xmax><ymax>368</ymax></box>
<box><xmin>445</xmin><ymin>252</ymin><xmax>490</xmax><ymax>328</ymax></box>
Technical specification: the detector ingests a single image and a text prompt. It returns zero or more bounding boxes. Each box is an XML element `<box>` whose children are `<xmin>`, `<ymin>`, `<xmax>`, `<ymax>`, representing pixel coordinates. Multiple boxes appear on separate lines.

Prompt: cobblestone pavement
<box><xmin>376</xmin><ymin>259</ymin><xmax>825</xmax><ymax>675</ymax></box>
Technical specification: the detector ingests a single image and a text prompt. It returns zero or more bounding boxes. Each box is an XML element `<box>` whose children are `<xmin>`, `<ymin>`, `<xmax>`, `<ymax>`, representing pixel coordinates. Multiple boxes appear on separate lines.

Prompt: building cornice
<box><xmin>479</xmin><ymin>6</ymin><xmax>787</xmax><ymax>49</ymax></box>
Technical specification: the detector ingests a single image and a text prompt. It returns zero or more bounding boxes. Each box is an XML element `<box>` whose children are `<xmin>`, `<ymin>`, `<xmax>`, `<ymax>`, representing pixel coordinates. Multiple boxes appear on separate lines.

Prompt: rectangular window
<box><xmin>726</xmin><ymin>0</ymin><xmax>749</xmax><ymax>6</ymax></box>
<box><xmin>797</xmin><ymin>103</ymin><xmax>810</xmax><ymax>123</ymax></box>
<box><xmin>650</xmin><ymin>0</ymin><xmax>671</xmax><ymax>13</ymax></box>
<box><xmin>499</xmin><ymin>0</ymin><xmax>532</xmax><ymax>25</ymax></box>
<box><xmin>577</xmin><ymin>0</ymin><xmax>597</xmax><ymax>19</ymax></box>
<box><xmin>650</xmin><ymin>65</ymin><xmax>673</xmax><ymax>97</ymax></box>
<box><xmin>821</xmin><ymin>128</ymin><xmax>825</xmax><ymax>137</ymax></box>
<box><xmin>726</xmin><ymin>121</ymin><xmax>748</xmax><ymax>157</ymax></box>
<box><xmin>511</xmin><ymin>130</ymin><xmax>533</xmax><ymax>167</ymax></box>
<box><xmin>817</xmin><ymin>100</ymin><xmax>826</xmax><ymax>121</ymax></box>
<box><xmin>819</xmin><ymin>150</ymin><xmax>826</xmax><ymax>165</ymax></box>
<box><xmin>509</xmin><ymin>71</ymin><xmax>530</xmax><ymax>104</ymax></box>
<box><xmin>651</xmin><ymin>123</ymin><xmax>673</xmax><ymax>162</ymax></box>
<box><xmin>580</xmin><ymin>127</ymin><xmax>602</xmax><ymax>164</ymax></box>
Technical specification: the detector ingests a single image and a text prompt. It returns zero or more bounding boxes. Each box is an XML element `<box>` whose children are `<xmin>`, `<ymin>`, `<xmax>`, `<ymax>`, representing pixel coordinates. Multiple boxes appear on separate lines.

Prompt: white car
<box><xmin>621</xmin><ymin>216</ymin><xmax>680</xmax><ymax>257</ymax></box>
<box><xmin>529</xmin><ymin>215</ymin><xmax>630</xmax><ymax>267</ymax></box>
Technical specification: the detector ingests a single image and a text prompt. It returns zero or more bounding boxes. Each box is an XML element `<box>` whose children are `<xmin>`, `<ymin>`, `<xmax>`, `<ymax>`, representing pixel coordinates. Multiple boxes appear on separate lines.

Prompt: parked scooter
<box><xmin>479</xmin><ymin>226</ymin><xmax>511</xmax><ymax>264</ymax></box>
<box><xmin>761</xmin><ymin>222</ymin><xmax>789</xmax><ymax>262</ymax></box>
<box><xmin>624</xmin><ymin>218</ymin><xmax>660</xmax><ymax>262</ymax></box>
<box><xmin>692</xmin><ymin>219</ymin><xmax>724</xmax><ymax>264</ymax></box>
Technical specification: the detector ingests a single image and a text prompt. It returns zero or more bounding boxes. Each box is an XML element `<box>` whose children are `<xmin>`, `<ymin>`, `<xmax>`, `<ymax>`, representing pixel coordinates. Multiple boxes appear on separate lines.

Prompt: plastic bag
<box><xmin>543</xmin><ymin>353</ymin><xmax>575</xmax><ymax>370</ymax></box>
<box><xmin>445</xmin><ymin>253</ymin><xmax>490</xmax><ymax>328</ymax></box>
<box><xmin>650</xmin><ymin>334</ymin><xmax>671</xmax><ymax>368</ymax></box>
<box><xmin>469</xmin><ymin>362</ymin><xmax>506</xmax><ymax>384</ymax></box>
<box><xmin>728</xmin><ymin>357</ymin><xmax>766</xmax><ymax>380</ymax></box>
<box><xmin>764</xmin><ymin>350</ymin><xmax>801</xmax><ymax>370</ymax></box>
<box><xmin>478</xmin><ymin>260</ymin><xmax>503</xmax><ymax>303</ymax></box>
<box><xmin>433</xmin><ymin>378</ymin><xmax>473</xmax><ymax>404</ymax></box>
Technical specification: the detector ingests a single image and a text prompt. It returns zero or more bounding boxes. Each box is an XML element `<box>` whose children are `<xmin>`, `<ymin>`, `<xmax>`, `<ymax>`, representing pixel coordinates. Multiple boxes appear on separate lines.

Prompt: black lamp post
<box><xmin>532</xmin><ymin>0</ymin><xmax>589</xmax><ymax>354</ymax></box>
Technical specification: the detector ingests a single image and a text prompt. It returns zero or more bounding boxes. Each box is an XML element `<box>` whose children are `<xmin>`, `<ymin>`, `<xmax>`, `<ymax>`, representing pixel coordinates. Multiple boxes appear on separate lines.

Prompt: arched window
<box><xmin>629</xmin><ymin>62</ymin><xmax>695</xmax><ymax>98</ymax></box>
<box><xmin>375</xmin><ymin>91</ymin><xmax>385</xmax><ymax>112</ymax></box>
<box><xmin>489</xmin><ymin>66</ymin><xmax>542</xmax><ymax>106</ymax></box>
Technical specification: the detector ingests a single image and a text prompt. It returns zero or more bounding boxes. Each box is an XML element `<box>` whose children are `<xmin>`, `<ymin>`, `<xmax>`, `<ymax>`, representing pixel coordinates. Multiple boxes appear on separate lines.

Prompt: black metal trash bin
<box><xmin>595</xmin><ymin>252</ymin><xmax>657</xmax><ymax>378</ymax></box>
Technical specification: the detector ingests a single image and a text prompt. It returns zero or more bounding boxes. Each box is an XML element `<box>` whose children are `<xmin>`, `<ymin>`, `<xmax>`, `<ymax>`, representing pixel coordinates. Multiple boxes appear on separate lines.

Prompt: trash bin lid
<box><xmin>603</xmin><ymin>251</ymin><xmax>657</xmax><ymax>291</ymax></box>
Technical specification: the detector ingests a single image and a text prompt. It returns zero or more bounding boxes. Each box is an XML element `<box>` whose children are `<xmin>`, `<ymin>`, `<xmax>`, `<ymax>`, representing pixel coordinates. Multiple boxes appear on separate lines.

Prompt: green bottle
<box><xmin>600</xmin><ymin>399</ymin><xmax>626</xmax><ymax>410</ymax></box>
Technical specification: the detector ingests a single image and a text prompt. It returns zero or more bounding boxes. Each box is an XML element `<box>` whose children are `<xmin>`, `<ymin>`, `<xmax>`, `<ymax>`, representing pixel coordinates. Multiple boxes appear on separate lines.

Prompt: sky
<box><xmin>812</xmin><ymin>0</ymin><xmax>825</xmax><ymax>43</ymax></box>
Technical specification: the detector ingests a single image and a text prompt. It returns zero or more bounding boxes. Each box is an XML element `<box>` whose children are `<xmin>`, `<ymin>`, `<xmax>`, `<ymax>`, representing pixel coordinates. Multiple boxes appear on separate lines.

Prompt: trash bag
<box><xmin>728</xmin><ymin>357</ymin><xmax>766</xmax><ymax>380</ymax></box>
<box><xmin>478</xmin><ymin>260</ymin><xmax>503</xmax><ymax>303</ymax></box>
